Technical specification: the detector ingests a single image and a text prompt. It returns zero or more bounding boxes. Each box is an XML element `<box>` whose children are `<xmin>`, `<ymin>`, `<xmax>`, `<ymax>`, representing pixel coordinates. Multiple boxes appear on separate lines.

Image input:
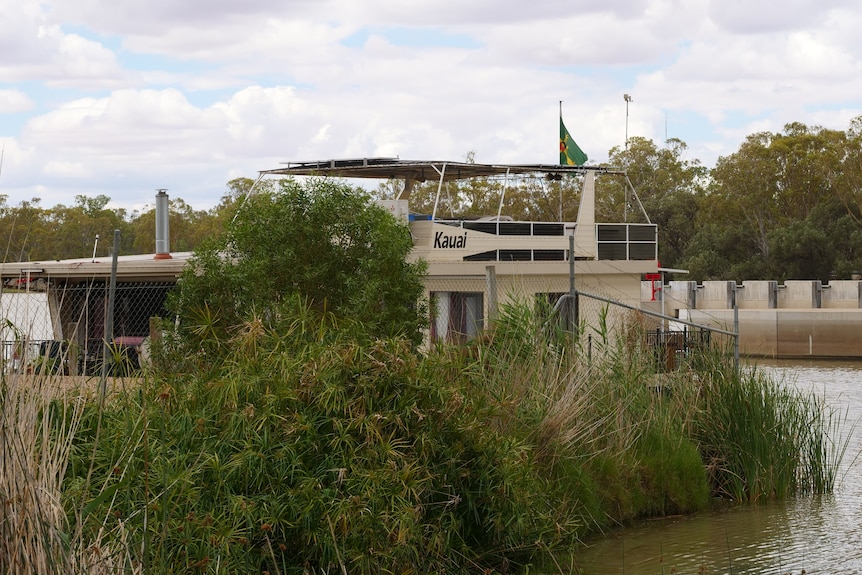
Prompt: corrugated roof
<box><xmin>0</xmin><ymin>252</ymin><xmax>192</xmax><ymax>282</ymax></box>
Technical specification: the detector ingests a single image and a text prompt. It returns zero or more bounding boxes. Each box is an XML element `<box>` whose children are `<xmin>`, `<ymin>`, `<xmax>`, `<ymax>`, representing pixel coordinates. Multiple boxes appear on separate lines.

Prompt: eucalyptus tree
<box><xmin>835</xmin><ymin>115</ymin><xmax>862</xmax><ymax>225</ymax></box>
<box><xmin>597</xmin><ymin>137</ymin><xmax>708</xmax><ymax>271</ymax></box>
<box><xmin>686</xmin><ymin>122</ymin><xmax>853</xmax><ymax>280</ymax></box>
<box><xmin>0</xmin><ymin>196</ymin><xmax>34</xmax><ymax>262</ymax></box>
<box><xmin>45</xmin><ymin>194</ymin><xmax>133</xmax><ymax>260</ymax></box>
<box><xmin>0</xmin><ymin>198</ymin><xmax>51</xmax><ymax>262</ymax></box>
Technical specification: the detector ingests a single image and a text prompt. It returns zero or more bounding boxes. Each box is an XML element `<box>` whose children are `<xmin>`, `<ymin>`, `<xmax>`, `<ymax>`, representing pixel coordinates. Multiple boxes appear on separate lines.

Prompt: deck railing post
<box><xmin>485</xmin><ymin>265</ymin><xmax>497</xmax><ymax>324</ymax></box>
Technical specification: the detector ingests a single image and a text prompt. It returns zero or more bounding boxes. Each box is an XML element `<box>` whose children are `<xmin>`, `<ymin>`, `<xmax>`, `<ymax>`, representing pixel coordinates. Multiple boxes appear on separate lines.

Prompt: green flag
<box><xmin>560</xmin><ymin>117</ymin><xmax>587</xmax><ymax>166</ymax></box>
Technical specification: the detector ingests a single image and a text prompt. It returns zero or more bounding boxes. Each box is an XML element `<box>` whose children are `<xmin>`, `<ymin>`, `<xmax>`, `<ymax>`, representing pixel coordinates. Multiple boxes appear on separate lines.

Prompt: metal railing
<box><xmin>0</xmin><ymin>337</ymin><xmax>143</xmax><ymax>376</ymax></box>
<box><xmin>596</xmin><ymin>223</ymin><xmax>657</xmax><ymax>261</ymax></box>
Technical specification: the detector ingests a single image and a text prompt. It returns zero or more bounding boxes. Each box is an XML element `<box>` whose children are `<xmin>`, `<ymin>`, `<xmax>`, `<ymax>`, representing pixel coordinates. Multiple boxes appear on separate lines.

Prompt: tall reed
<box><xmin>461</xmin><ymin>297</ymin><xmax>847</xmax><ymax>522</ymax></box>
<box><xmin>453</xmin><ymin>300</ymin><xmax>710</xmax><ymax>529</ymax></box>
<box><xmin>0</xmin><ymin>367</ymin><xmax>140</xmax><ymax>574</ymax></box>
<box><xmin>69</xmin><ymin>302</ymin><xmax>588</xmax><ymax>573</ymax></box>
<box><xmin>0</xmin><ymin>373</ymin><xmax>73</xmax><ymax>573</ymax></box>
<box><xmin>693</xmin><ymin>352</ymin><xmax>849</xmax><ymax>501</ymax></box>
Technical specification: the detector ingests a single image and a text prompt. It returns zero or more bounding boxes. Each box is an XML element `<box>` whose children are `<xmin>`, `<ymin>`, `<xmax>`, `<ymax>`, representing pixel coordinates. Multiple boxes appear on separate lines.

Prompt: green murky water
<box><xmin>574</xmin><ymin>359</ymin><xmax>862</xmax><ymax>575</ymax></box>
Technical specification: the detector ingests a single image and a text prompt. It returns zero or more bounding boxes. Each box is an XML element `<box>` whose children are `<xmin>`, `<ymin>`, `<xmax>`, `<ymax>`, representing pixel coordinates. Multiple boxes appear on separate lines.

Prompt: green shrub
<box><xmin>632</xmin><ymin>429</ymin><xmax>709</xmax><ymax>515</ymax></box>
<box><xmin>69</xmin><ymin>303</ymin><xmax>584</xmax><ymax>574</ymax></box>
<box><xmin>64</xmin><ymin>287</ymin><xmax>847</xmax><ymax>573</ymax></box>
<box><xmin>167</xmin><ymin>177</ymin><xmax>428</xmax><ymax>353</ymax></box>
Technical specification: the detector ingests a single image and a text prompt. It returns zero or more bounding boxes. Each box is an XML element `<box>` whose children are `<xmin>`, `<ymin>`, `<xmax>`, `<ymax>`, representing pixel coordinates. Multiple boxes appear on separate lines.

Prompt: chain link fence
<box><xmin>0</xmin><ymin>280</ymin><xmax>174</xmax><ymax>376</ymax></box>
<box><xmin>425</xmin><ymin>266</ymin><xmax>735</xmax><ymax>373</ymax></box>
<box><xmin>426</xmin><ymin>269</ymin><xmax>637</xmax><ymax>342</ymax></box>
<box><xmin>0</xmin><ymin>264</ymin><xmax>737</xmax><ymax>377</ymax></box>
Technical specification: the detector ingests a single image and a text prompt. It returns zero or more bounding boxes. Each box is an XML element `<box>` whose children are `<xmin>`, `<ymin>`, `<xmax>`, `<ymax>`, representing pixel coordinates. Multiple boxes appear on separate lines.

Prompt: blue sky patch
<box><xmin>342</xmin><ymin>26</ymin><xmax>481</xmax><ymax>50</ymax></box>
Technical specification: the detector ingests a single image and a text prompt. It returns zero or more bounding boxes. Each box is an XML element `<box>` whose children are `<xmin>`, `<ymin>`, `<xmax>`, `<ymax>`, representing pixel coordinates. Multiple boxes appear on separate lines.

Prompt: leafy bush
<box><xmin>167</xmin><ymin>177</ymin><xmax>428</xmax><ymax>353</ymax></box>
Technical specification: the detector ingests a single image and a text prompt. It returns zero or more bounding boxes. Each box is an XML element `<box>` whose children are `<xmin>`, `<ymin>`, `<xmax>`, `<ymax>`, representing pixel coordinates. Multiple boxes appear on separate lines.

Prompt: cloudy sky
<box><xmin>1</xmin><ymin>0</ymin><xmax>860</xmax><ymax>212</ymax></box>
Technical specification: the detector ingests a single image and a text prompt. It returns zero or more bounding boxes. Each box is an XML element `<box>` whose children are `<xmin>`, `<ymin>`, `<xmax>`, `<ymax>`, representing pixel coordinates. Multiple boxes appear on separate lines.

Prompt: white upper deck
<box><xmin>263</xmin><ymin>158</ymin><xmax>658</xmax><ymax>272</ymax></box>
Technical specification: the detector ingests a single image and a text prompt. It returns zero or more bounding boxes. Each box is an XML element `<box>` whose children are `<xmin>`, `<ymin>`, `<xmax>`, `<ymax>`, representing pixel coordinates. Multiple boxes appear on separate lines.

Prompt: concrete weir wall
<box><xmin>641</xmin><ymin>280</ymin><xmax>862</xmax><ymax>359</ymax></box>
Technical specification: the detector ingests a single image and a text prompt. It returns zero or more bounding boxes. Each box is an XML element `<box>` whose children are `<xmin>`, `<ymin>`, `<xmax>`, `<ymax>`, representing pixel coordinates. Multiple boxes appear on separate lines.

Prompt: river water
<box><xmin>574</xmin><ymin>359</ymin><xmax>862</xmax><ymax>575</ymax></box>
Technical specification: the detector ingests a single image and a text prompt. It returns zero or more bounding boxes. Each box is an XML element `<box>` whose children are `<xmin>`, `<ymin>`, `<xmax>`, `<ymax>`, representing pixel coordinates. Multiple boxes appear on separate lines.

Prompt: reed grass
<box><xmin>1</xmin><ymin>367</ymin><xmax>141</xmax><ymax>574</ymax></box>
<box><xmin>455</xmin><ymin>301</ymin><xmax>711</xmax><ymax>528</ymax></box>
<box><xmin>0</xmin><ymin>373</ymin><xmax>71</xmax><ymax>573</ymax></box>
<box><xmin>693</xmin><ymin>354</ymin><xmax>850</xmax><ymax>502</ymax></box>
<box><xmin>64</xmin><ymin>305</ymin><xmax>581</xmax><ymax>573</ymax></box>
<box><xmin>29</xmin><ymin>295</ymin><xmax>847</xmax><ymax>574</ymax></box>
<box><xmin>453</xmin><ymin>298</ymin><xmax>846</xmax><ymax>530</ymax></box>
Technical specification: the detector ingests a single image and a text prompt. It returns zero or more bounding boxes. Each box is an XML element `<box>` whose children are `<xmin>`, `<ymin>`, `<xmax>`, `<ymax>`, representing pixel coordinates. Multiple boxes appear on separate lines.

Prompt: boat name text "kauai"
<box><xmin>434</xmin><ymin>231</ymin><xmax>468</xmax><ymax>249</ymax></box>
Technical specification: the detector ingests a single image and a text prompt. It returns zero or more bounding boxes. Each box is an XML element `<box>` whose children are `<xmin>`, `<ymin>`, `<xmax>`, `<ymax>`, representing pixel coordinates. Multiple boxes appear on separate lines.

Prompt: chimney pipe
<box><xmin>154</xmin><ymin>189</ymin><xmax>172</xmax><ymax>260</ymax></box>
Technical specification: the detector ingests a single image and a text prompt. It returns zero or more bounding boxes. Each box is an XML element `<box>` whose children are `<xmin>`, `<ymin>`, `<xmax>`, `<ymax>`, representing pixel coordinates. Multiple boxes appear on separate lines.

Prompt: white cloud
<box><xmin>43</xmin><ymin>160</ymin><xmax>90</xmax><ymax>178</ymax></box>
<box><xmin>48</xmin><ymin>32</ymin><xmax>127</xmax><ymax>88</ymax></box>
<box><xmin>706</xmin><ymin>0</ymin><xmax>855</xmax><ymax>34</ymax></box>
<box><xmin>0</xmin><ymin>4</ymin><xmax>126</xmax><ymax>87</ymax></box>
<box><xmin>0</xmin><ymin>90</ymin><xmax>34</xmax><ymax>113</ymax></box>
<box><xmin>0</xmin><ymin>0</ymin><xmax>860</xmax><ymax>210</ymax></box>
<box><xmin>0</xmin><ymin>2</ymin><xmax>55</xmax><ymax>64</ymax></box>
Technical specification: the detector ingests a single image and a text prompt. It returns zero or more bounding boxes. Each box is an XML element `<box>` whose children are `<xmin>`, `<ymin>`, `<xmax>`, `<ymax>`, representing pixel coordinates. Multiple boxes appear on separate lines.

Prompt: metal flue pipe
<box><xmin>154</xmin><ymin>189</ymin><xmax>172</xmax><ymax>260</ymax></box>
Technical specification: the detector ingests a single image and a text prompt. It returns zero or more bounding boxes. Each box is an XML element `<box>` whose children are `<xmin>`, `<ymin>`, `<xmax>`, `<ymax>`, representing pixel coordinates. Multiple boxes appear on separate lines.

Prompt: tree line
<box><xmin>3</xmin><ymin>118</ymin><xmax>862</xmax><ymax>281</ymax></box>
<box><xmin>0</xmin><ymin>183</ymin><xmax>248</xmax><ymax>264</ymax></box>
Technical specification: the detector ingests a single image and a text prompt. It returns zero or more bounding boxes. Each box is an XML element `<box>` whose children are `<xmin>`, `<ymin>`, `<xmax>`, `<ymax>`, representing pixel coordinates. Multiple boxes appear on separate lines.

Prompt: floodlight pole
<box><xmin>623</xmin><ymin>93</ymin><xmax>633</xmax><ymax>222</ymax></box>
<box><xmin>624</xmin><ymin>94</ymin><xmax>632</xmax><ymax>151</ymax></box>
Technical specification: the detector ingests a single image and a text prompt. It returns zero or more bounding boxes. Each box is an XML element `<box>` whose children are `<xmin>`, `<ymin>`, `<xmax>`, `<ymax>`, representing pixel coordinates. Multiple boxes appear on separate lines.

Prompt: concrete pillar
<box><xmin>699</xmin><ymin>281</ymin><xmax>735</xmax><ymax>309</ymax></box>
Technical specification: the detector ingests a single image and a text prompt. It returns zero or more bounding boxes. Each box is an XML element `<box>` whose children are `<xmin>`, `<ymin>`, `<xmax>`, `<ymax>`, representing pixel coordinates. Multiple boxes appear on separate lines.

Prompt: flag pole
<box><xmin>559</xmin><ymin>101</ymin><xmax>563</xmax><ymax>166</ymax></box>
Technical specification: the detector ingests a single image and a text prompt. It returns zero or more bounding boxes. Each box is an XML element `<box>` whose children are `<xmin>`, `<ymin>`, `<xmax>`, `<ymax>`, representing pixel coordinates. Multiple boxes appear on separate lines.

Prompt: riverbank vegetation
<box><xmin>3</xmin><ymin>299</ymin><xmax>845</xmax><ymax>573</ymax></box>
<box><xmin>2</xmin><ymin>178</ymin><xmax>849</xmax><ymax>573</ymax></box>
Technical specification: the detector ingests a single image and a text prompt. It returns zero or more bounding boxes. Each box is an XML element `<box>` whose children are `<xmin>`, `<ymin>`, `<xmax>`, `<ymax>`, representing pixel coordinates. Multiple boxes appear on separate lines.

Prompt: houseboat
<box><xmin>261</xmin><ymin>158</ymin><xmax>659</xmax><ymax>343</ymax></box>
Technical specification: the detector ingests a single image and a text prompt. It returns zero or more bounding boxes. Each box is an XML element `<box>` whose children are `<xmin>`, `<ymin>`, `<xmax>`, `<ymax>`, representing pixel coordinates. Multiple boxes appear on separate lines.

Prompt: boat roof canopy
<box><xmin>261</xmin><ymin>158</ymin><xmax>623</xmax><ymax>182</ymax></box>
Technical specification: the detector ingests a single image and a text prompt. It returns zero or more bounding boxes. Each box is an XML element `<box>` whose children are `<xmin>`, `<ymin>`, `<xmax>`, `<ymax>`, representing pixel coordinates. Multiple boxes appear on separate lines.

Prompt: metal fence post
<box><xmin>733</xmin><ymin>282</ymin><xmax>740</xmax><ymax>377</ymax></box>
<box><xmin>99</xmin><ymin>229</ymin><xmax>120</xmax><ymax>399</ymax></box>
<box><xmin>569</xmin><ymin>234</ymin><xmax>578</xmax><ymax>331</ymax></box>
<box><xmin>485</xmin><ymin>265</ymin><xmax>497</xmax><ymax>324</ymax></box>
